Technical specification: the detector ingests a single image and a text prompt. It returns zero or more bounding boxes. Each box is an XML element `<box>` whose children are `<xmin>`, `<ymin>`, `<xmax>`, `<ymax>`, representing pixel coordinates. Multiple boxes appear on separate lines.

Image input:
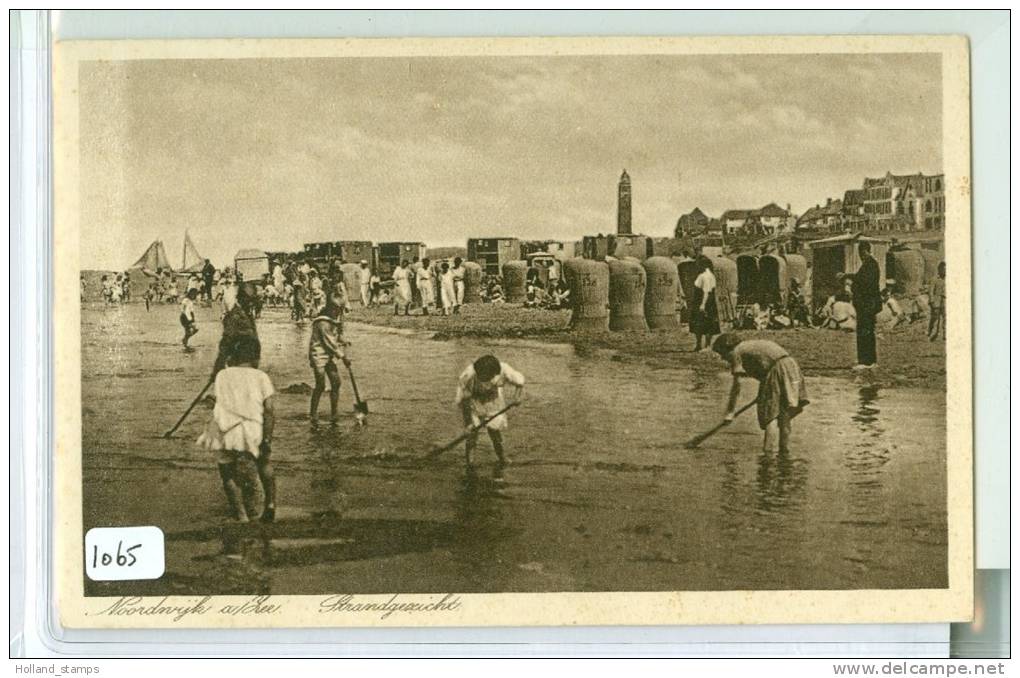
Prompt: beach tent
<box><xmin>711</xmin><ymin>256</ymin><xmax>738</xmax><ymax>323</ymax></box>
<box><xmin>807</xmin><ymin>233</ymin><xmax>890</xmax><ymax>311</ymax></box>
<box><xmin>887</xmin><ymin>248</ymin><xmax>925</xmax><ymax>297</ymax></box>
<box><xmin>735</xmin><ymin>254</ymin><xmax>760</xmax><ymax>305</ymax></box>
<box><xmin>920</xmin><ymin>249</ymin><xmax>942</xmax><ymax>287</ymax></box>
<box><xmin>674</xmin><ymin>257</ymin><xmax>699</xmax><ymax>308</ymax></box>
<box><xmin>783</xmin><ymin>253</ymin><xmax>808</xmax><ymax>287</ymax></box>
<box><xmin>234</xmin><ymin>249</ymin><xmax>270</xmax><ymax>282</ymax></box>
<box><xmin>758</xmin><ymin>254</ymin><xmax>789</xmax><ymax>307</ymax></box>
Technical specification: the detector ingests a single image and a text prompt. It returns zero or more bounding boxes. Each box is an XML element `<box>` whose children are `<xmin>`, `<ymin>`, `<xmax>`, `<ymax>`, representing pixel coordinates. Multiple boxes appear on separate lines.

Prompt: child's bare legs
<box><xmin>778</xmin><ymin>411</ymin><xmax>792</xmax><ymax>453</ymax></box>
<box><xmin>233</xmin><ymin>453</ymin><xmax>260</xmax><ymax>520</ymax></box>
<box><xmin>310</xmin><ymin>364</ymin><xmax>341</xmax><ymax>423</ymax></box>
<box><xmin>929</xmin><ymin>307</ymin><xmax>944</xmax><ymax>341</ymax></box>
<box><xmin>489</xmin><ymin>429</ymin><xmax>510</xmax><ymax>478</ymax></box>
<box><xmin>256</xmin><ymin>444</ymin><xmax>276</xmax><ymax>523</ymax></box>
<box><xmin>488</xmin><ymin>429</ymin><xmax>509</xmax><ymax>467</ymax></box>
<box><xmin>218</xmin><ymin>462</ymin><xmax>249</xmax><ymax>522</ymax></box>
<box><xmin>310</xmin><ymin>366</ymin><xmax>325</xmax><ymax>423</ymax></box>
<box><xmin>326</xmin><ymin>363</ymin><xmax>341</xmax><ymax>421</ymax></box>
<box><xmin>763</xmin><ymin>419</ymin><xmax>780</xmax><ymax>453</ymax></box>
<box><xmin>464</xmin><ymin>431</ymin><xmax>478</xmax><ymax>475</ymax></box>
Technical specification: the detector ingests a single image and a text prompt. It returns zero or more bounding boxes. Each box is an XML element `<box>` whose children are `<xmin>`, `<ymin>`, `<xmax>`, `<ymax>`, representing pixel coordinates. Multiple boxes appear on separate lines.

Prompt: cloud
<box><xmin>77</xmin><ymin>52</ymin><xmax>943</xmax><ymax>269</ymax></box>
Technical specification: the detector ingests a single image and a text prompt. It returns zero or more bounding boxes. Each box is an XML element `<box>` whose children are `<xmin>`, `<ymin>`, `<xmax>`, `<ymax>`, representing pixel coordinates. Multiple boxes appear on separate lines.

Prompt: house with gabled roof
<box><xmin>674</xmin><ymin>207</ymin><xmax>711</xmax><ymax>237</ymax></box>
<box><xmin>721</xmin><ymin>202</ymin><xmax>792</xmax><ymax>235</ymax></box>
<box><xmin>797</xmin><ymin>198</ymin><xmax>844</xmax><ymax>232</ymax></box>
<box><xmin>857</xmin><ymin>171</ymin><xmax>944</xmax><ymax>233</ymax></box>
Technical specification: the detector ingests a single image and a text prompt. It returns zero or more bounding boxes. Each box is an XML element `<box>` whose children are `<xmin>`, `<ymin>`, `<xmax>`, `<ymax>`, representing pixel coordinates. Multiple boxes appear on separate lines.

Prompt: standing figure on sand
<box><xmin>440</xmin><ymin>261</ymin><xmax>456</xmax><ymax>316</ymax></box>
<box><xmin>179</xmin><ymin>288</ymin><xmax>199</xmax><ymax>349</ymax></box>
<box><xmin>213</xmin><ymin>284</ymin><xmax>259</xmax><ymax>375</ymax></box>
<box><xmin>417</xmin><ymin>258</ymin><xmax>435</xmax><ymax>315</ymax></box>
<box><xmin>689</xmin><ymin>255</ymin><xmax>720</xmax><ymax>351</ymax></box>
<box><xmin>197</xmin><ymin>334</ymin><xmax>277</xmax><ymax>524</ymax></box>
<box><xmin>712</xmin><ymin>333</ymin><xmax>808</xmax><ymax>453</ymax></box>
<box><xmin>308</xmin><ymin>299</ymin><xmax>351</xmax><ymax>426</ymax></box>
<box><xmin>358</xmin><ymin>260</ymin><xmax>373</xmax><ymax>307</ymax></box>
<box><xmin>451</xmin><ymin>257</ymin><xmax>466</xmax><ymax>314</ymax></box>
<box><xmin>392</xmin><ymin>260</ymin><xmax>413</xmax><ymax>316</ymax></box>
<box><xmin>851</xmin><ymin>241</ymin><xmax>882</xmax><ymax>369</ymax></box>
<box><xmin>928</xmin><ymin>261</ymin><xmax>946</xmax><ymax>342</ymax></box>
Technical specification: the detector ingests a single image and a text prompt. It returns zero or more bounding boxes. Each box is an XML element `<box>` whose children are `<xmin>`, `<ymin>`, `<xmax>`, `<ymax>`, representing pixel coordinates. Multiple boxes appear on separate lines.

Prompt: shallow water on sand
<box><xmin>82</xmin><ymin>302</ymin><xmax>946</xmax><ymax>595</ymax></box>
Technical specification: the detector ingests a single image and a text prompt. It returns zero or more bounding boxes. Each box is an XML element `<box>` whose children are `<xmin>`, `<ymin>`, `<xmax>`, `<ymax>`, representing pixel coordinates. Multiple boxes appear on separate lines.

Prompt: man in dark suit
<box><xmin>201</xmin><ymin>258</ymin><xmax>216</xmax><ymax>303</ymax></box>
<box><xmin>851</xmin><ymin>241</ymin><xmax>882</xmax><ymax>368</ymax></box>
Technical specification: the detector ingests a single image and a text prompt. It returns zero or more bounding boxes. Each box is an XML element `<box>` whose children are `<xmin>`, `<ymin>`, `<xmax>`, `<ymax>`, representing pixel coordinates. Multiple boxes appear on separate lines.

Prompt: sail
<box><xmin>179</xmin><ymin>230</ymin><xmax>206</xmax><ymax>273</ymax></box>
<box><xmin>129</xmin><ymin>240</ymin><xmax>173</xmax><ymax>274</ymax></box>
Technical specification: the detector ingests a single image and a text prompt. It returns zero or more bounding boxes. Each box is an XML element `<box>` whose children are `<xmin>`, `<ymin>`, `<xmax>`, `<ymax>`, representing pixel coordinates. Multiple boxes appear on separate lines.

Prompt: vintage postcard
<box><xmin>53</xmin><ymin>35</ymin><xmax>972</xmax><ymax>629</ymax></box>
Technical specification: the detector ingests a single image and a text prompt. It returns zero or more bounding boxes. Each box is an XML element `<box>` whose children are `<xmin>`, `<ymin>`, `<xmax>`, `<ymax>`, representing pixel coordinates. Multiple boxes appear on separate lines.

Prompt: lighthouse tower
<box><xmin>617</xmin><ymin>170</ymin><xmax>632</xmax><ymax>235</ymax></box>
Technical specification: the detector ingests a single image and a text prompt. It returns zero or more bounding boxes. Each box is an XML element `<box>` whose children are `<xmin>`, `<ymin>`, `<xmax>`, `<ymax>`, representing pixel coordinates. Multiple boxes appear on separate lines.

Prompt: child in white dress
<box><xmin>197</xmin><ymin>335</ymin><xmax>276</xmax><ymax>523</ymax></box>
<box><xmin>455</xmin><ymin>354</ymin><xmax>525</xmax><ymax>477</ymax></box>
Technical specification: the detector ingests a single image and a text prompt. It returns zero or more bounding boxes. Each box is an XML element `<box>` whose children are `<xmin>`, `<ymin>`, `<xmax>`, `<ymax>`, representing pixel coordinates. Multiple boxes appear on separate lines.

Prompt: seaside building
<box><xmin>844</xmin><ymin>171</ymin><xmax>944</xmax><ymax>233</ymax></box>
<box><xmin>721</xmin><ymin>203</ymin><xmax>793</xmax><ymax>236</ymax></box>
<box><xmin>797</xmin><ymin>198</ymin><xmax>844</xmax><ymax>232</ymax></box>
<box><xmin>674</xmin><ymin>207</ymin><xmax>710</xmax><ymax>237</ymax></box>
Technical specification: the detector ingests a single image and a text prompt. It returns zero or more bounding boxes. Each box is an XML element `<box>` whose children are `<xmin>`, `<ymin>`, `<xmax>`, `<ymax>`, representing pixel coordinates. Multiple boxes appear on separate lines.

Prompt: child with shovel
<box><xmin>711</xmin><ymin>333</ymin><xmax>808</xmax><ymax>453</ymax></box>
<box><xmin>196</xmin><ymin>334</ymin><xmax>277</xmax><ymax>523</ymax></box>
<box><xmin>455</xmin><ymin>354</ymin><xmax>525</xmax><ymax>478</ymax></box>
<box><xmin>309</xmin><ymin>297</ymin><xmax>357</xmax><ymax>426</ymax></box>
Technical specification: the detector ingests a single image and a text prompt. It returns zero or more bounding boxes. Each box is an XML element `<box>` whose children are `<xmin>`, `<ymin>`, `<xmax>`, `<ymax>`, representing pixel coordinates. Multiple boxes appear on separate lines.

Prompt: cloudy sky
<box><xmin>79</xmin><ymin>52</ymin><xmax>942</xmax><ymax>269</ymax></box>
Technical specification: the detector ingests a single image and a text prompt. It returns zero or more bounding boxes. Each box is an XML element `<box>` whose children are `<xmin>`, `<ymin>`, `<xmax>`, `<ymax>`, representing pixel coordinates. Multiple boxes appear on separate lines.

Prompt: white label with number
<box><xmin>85</xmin><ymin>526</ymin><xmax>165</xmax><ymax>581</ymax></box>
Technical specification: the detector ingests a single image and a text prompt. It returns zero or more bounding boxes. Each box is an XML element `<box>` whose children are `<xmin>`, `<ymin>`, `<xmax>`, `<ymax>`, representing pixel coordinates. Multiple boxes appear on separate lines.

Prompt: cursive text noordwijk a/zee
<box><xmin>94</xmin><ymin>596</ymin><xmax>279</xmax><ymax>622</ymax></box>
<box><xmin>319</xmin><ymin>594</ymin><xmax>462</xmax><ymax>619</ymax></box>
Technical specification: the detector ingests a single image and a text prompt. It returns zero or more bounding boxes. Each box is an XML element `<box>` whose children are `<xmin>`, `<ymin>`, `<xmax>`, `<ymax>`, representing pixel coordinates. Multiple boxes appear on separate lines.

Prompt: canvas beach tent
<box><xmin>234</xmin><ymin>249</ymin><xmax>270</xmax><ymax>282</ymax></box>
<box><xmin>807</xmin><ymin>233</ymin><xmax>890</xmax><ymax>311</ymax></box>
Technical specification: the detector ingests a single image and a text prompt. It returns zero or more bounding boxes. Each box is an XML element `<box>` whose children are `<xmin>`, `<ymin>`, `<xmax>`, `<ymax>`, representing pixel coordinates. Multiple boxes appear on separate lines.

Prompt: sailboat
<box><xmin>129</xmin><ymin>239</ymin><xmax>173</xmax><ymax>275</ymax></box>
<box><xmin>178</xmin><ymin>230</ymin><xmax>207</xmax><ymax>274</ymax></box>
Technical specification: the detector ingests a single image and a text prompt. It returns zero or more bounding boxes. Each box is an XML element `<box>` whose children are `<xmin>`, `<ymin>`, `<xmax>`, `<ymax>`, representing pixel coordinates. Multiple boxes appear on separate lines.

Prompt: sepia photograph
<box><xmin>53</xmin><ymin>35</ymin><xmax>972</xmax><ymax>628</ymax></box>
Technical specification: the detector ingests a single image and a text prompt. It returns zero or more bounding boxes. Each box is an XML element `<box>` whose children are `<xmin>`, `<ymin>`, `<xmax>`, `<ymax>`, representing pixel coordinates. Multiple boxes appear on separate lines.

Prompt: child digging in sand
<box><xmin>309</xmin><ymin>299</ymin><xmax>350</xmax><ymax>425</ymax></box>
<box><xmin>455</xmin><ymin>354</ymin><xmax>525</xmax><ymax>478</ymax></box>
<box><xmin>197</xmin><ymin>334</ymin><xmax>277</xmax><ymax>523</ymax></box>
<box><xmin>180</xmin><ymin>288</ymin><xmax>199</xmax><ymax>348</ymax></box>
<box><xmin>711</xmin><ymin>333</ymin><xmax>808</xmax><ymax>453</ymax></box>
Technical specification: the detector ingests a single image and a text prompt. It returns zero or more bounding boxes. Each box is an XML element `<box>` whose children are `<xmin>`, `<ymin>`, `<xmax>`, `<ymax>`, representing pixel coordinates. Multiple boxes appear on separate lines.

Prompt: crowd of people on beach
<box><xmin>185</xmin><ymin>278</ymin><xmax>527</xmax><ymax>524</ymax></box>
<box><xmin>255</xmin><ymin>254</ymin><xmax>573</xmax><ymax>321</ymax></box>
<box><xmin>88</xmin><ymin>271</ymin><xmax>134</xmax><ymax>305</ymax></box>
<box><xmin>183</xmin><ymin>274</ymin><xmax>813</xmax><ymax>525</ymax></box>
<box><xmin>687</xmin><ymin>242</ymin><xmax>946</xmax><ymax>369</ymax></box>
<box><xmin>88</xmin><ymin>243</ymin><xmax>946</xmax><ymax>526</ymax></box>
<box><xmin>812</xmin><ymin>260</ymin><xmax>946</xmax><ymax>342</ymax></box>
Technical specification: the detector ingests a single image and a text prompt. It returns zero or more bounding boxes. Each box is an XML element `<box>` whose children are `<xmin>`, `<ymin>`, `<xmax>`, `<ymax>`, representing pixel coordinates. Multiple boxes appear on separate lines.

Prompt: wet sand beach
<box><xmin>82</xmin><ymin>302</ymin><xmax>947</xmax><ymax>597</ymax></box>
<box><xmin>346</xmin><ymin>304</ymin><xmax>947</xmax><ymax>390</ymax></box>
